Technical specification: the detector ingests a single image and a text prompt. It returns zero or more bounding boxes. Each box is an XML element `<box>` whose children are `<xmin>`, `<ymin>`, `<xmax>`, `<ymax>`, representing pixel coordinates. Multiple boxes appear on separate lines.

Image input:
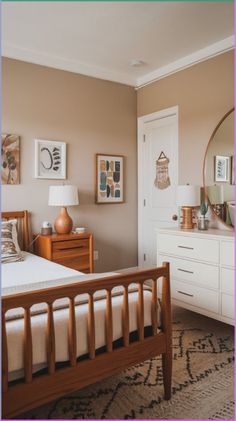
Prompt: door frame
<box><xmin>137</xmin><ymin>106</ymin><xmax>179</xmax><ymax>266</ymax></box>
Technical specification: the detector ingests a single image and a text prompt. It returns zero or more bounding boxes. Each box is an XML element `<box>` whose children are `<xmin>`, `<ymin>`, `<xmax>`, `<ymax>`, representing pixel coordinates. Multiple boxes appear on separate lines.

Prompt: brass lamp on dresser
<box><xmin>157</xmin><ymin>228</ymin><xmax>234</xmax><ymax>325</ymax></box>
<box><xmin>34</xmin><ymin>232</ymin><xmax>93</xmax><ymax>273</ymax></box>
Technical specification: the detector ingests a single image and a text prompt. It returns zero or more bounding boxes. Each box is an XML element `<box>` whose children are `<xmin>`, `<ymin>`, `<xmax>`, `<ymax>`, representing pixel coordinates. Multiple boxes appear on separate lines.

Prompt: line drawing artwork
<box><xmin>35</xmin><ymin>139</ymin><xmax>66</xmax><ymax>179</ymax></box>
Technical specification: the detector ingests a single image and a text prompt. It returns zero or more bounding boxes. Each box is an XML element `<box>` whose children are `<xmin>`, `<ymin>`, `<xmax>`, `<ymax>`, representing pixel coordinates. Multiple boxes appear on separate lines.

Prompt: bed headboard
<box><xmin>2</xmin><ymin>210</ymin><xmax>30</xmax><ymax>251</ymax></box>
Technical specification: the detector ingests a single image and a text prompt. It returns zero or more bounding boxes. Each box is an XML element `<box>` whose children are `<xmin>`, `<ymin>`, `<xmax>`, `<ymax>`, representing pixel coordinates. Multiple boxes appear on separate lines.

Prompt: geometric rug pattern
<box><xmin>20</xmin><ymin>306</ymin><xmax>235</xmax><ymax>420</ymax></box>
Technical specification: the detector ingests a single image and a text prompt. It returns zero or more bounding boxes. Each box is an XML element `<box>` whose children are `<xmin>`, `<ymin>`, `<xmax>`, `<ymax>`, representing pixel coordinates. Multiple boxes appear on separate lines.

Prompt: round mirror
<box><xmin>204</xmin><ymin>108</ymin><xmax>234</xmax><ymax>229</ymax></box>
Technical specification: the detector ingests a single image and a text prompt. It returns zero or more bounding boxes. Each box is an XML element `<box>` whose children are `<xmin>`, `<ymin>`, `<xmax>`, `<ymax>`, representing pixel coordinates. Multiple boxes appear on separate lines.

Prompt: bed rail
<box><xmin>2</xmin><ymin>264</ymin><xmax>171</xmax><ymax>418</ymax></box>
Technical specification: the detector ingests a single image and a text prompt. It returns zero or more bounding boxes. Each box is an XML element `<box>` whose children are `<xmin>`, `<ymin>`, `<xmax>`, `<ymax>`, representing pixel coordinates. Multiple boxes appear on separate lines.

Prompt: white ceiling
<box><xmin>2</xmin><ymin>2</ymin><xmax>234</xmax><ymax>87</ymax></box>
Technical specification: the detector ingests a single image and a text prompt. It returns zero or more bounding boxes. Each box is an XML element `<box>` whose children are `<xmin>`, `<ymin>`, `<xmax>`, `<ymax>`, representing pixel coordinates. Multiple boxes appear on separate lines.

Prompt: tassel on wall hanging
<box><xmin>154</xmin><ymin>151</ymin><xmax>171</xmax><ymax>190</ymax></box>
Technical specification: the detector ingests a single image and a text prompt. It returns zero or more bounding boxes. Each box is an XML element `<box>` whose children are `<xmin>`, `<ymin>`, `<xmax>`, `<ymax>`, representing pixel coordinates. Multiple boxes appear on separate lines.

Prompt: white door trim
<box><xmin>137</xmin><ymin>106</ymin><xmax>179</xmax><ymax>266</ymax></box>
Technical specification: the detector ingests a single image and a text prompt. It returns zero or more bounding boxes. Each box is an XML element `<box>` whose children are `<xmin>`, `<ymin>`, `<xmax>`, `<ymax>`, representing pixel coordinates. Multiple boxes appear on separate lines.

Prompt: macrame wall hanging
<box><xmin>154</xmin><ymin>151</ymin><xmax>171</xmax><ymax>190</ymax></box>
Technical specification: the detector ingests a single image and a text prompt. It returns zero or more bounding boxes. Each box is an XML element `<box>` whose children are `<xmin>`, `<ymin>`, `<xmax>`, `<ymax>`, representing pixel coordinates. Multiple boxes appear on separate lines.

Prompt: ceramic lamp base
<box><xmin>54</xmin><ymin>207</ymin><xmax>73</xmax><ymax>234</ymax></box>
<box><xmin>180</xmin><ymin>206</ymin><xmax>194</xmax><ymax>229</ymax></box>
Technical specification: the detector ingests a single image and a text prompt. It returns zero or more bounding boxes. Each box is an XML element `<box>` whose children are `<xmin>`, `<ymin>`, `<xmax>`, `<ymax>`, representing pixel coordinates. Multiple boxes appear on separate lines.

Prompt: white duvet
<box><xmin>2</xmin><ymin>253</ymin><xmax>159</xmax><ymax>381</ymax></box>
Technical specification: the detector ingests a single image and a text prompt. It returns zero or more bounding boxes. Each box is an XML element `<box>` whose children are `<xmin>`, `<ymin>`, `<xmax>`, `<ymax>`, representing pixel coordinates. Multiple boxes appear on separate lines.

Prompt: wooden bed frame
<box><xmin>2</xmin><ymin>211</ymin><xmax>172</xmax><ymax>419</ymax></box>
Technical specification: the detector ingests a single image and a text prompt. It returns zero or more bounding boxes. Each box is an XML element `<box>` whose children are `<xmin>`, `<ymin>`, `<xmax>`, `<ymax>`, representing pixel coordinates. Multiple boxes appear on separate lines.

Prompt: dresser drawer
<box><xmin>221</xmin><ymin>294</ymin><xmax>234</xmax><ymax>319</ymax></box>
<box><xmin>54</xmin><ymin>254</ymin><xmax>90</xmax><ymax>272</ymax></box>
<box><xmin>52</xmin><ymin>239</ymin><xmax>89</xmax><ymax>259</ymax></box>
<box><xmin>157</xmin><ymin>233</ymin><xmax>219</xmax><ymax>263</ymax></box>
<box><xmin>221</xmin><ymin>268</ymin><xmax>234</xmax><ymax>295</ymax></box>
<box><xmin>221</xmin><ymin>241</ymin><xmax>234</xmax><ymax>267</ymax></box>
<box><xmin>172</xmin><ymin>280</ymin><xmax>219</xmax><ymax>313</ymax></box>
<box><xmin>158</xmin><ymin>255</ymin><xmax>219</xmax><ymax>290</ymax></box>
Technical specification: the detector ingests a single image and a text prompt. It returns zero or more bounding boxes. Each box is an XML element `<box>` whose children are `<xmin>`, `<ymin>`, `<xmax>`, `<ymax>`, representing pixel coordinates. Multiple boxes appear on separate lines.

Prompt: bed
<box><xmin>2</xmin><ymin>211</ymin><xmax>172</xmax><ymax>419</ymax></box>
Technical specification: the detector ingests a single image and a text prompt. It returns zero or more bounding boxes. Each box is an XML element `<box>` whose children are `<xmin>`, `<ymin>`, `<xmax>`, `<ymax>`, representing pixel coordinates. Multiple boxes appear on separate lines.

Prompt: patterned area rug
<box><xmin>21</xmin><ymin>306</ymin><xmax>234</xmax><ymax>420</ymax></box>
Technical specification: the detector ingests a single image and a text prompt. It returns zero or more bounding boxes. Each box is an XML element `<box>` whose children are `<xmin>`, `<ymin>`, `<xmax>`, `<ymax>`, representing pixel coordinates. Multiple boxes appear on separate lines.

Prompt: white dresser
<box><xmin>157</xmin><ymin>228</ymin><xmax>234</xmax><ymax>325</ymax></box>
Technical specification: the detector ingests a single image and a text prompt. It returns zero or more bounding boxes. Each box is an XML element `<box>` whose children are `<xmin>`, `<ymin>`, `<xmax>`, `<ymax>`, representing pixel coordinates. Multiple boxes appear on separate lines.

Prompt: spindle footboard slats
<box><xmin>47</xmin><ymin>303</ymin><xmax>56</xmax><ymax>374</ymax></box>
<box><xmin>2</xmin><ymin>261</ymin><xmax>171</xmax><ymax>419</ymax></box>
<box><xmin>24</xmin><ymin>307</ymin><xmax>33</xmax><ymax>383</ymax></box>
<box><xmin>151</xmin><ymin>279</ymin><xmax>158</xmax><ymax>335</ymax></box>
<box><xmin>161</xmin><ymin>262</ymin><xmax>172</xmax><ymax>400</ymax></box>
<box><xmin>88</xmin><ymin>294</ymin><xmax>95</xmax><ymax>359</ymax></box>
<box><xmin>68</xmin><ymin>297</ymin><xmax>77</xmax><ymax>366</ymax></box>
<box><xmin>106</xmin><ymin>289</ymin><xmax>113</xmax><ymax>352</ymax></box>
<box><xmin>137</xmin><ymin>283</ymin><xmax>144</xmax><ymax>341</ymax></box>
<box><xmin>122</xmin><ymin>286</ymin><xmax>130</xmax><ymax>347</ymax></box>
<box><xmin>2</xmin><ymin>312</ymin><xmax>8</xmax><ymax>393</ymax></box>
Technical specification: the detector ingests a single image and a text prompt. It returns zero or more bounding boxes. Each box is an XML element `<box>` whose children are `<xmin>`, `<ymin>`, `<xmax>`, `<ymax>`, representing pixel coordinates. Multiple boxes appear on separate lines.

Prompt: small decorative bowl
<box><xmin>75</xmin><ymin>227</ymin><xmax>86</xmax><ymax>234</ymax></box>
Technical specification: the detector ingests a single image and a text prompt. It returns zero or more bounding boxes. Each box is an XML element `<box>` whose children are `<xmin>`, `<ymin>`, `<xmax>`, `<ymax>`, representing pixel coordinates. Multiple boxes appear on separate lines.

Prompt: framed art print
<box><xmin>96</xmin><ymin>154</ymin><xmax>124</xmax><ymax>203</ymax></box>
<box><xmin>1</xmin><ymin>134</ymin><xmax>20</xmax><ymax>185</ymax></box>
<box><xmin>35</xmin><ymin>139</ymin><xmax>66</xmax><ymax>179</ymax></box>
<box><xmin>214</xmin><ymin>155</ymin><xmax>230</xmax><ymax>183</ymax></box>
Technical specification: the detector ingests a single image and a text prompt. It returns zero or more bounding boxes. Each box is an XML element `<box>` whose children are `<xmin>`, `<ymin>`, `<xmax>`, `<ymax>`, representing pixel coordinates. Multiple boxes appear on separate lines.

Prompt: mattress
<box><xmin>3</xmin><ymin>253</ymin><xmax>160</xmax><ymax>381</ymax></box>
<box><xmin>2</xmin><ymin>251</ymin><xmax>84</xmax><ymax>294</ymax></box>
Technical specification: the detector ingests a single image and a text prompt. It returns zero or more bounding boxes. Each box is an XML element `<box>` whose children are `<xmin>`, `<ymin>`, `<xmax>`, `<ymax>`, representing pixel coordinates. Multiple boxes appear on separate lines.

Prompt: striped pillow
<box><xmin>1</xmin><ymin>220</ymin><xmax>23</xmax><ymax>263</ymax></box>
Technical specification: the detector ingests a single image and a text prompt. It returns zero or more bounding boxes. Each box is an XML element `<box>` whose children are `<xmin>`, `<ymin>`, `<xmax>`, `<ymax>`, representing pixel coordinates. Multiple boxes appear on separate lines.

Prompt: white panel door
<box><xmin>138</xmin><ymin>107</ymin><xmax>179</xmax><ymax>267</ymax></box>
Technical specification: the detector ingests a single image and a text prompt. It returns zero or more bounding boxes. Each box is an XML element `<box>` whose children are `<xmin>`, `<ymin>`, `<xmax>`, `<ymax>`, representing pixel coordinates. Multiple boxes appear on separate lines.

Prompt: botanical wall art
<box><xmin>214</xmin><ymin>155</ymin><xmax>230</xmax><ymax>183</ymax></box>
<box><xmin>96</xmin><ymin>154</ymin><xmax>124</xmax><ymax>203</ymax></box>
<box><xmin>154</xmin><ymin>151</ymin><xmax>170</xmax><ymax>190</ymax></box>
<box><xmin>35</xmin><ymin>139</ymin><xmax>66</xmax><ymax>179</ymax></box>
<box><xmin>1</xmin><ymin>134</ymin><xmax>20</xmax><ymax>185</ymax></box>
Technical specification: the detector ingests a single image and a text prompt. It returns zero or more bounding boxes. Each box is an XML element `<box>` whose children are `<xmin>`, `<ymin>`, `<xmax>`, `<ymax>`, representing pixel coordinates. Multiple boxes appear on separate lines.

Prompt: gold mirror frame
<box><xmin>203</xmin><ymin>107</ymin><xmax>235</xmax><ymax>230</ymax></box>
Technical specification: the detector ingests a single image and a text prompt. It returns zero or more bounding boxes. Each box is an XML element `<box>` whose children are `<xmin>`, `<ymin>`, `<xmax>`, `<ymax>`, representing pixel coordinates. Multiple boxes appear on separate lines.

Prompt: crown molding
<box><xmin>3</xmin><ymin>35</ymin><xmax>234</xmax><ymax>89</ymax></box>
<box><xmin>2</xmin><ymin>43</ymin><xmax>136</xmax><ymax>87</ymax></box>
<box><xmin>135</xmin><ymin>35</ymin><xmax>234</xmax><ymax>89</ymax></box>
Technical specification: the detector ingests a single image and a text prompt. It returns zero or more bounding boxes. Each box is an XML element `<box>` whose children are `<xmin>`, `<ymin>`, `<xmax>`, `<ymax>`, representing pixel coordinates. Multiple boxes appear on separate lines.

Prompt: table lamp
<box><xmin>48</xmin><ymin>185</ymin><xmax>79</xmax><ymax>234</ymax></box>
<box><xmin>177</xmin><ymin>185</ymin><xmax>200</xmax><ymax>229</ymax></box>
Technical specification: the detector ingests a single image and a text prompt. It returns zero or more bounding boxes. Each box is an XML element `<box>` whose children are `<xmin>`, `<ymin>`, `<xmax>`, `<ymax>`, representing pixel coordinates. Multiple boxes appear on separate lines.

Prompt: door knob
<box><xmin>172</xmin><ymin>214</ymin><xmax>178</xmax><ymax>221</ymax></box>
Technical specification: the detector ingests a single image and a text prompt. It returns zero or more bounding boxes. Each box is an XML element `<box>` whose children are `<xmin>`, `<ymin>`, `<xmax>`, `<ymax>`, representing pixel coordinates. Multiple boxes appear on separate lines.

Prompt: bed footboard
<box><xmin>2</xmin><ymin>264</ymin><xmax>171</xmax><ymax>419</ymax></box>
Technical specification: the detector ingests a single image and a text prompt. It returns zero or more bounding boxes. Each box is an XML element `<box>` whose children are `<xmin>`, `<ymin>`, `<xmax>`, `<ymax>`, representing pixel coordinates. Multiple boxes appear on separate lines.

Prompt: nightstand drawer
<box><xmin>52</xmin><ymin>239</ymin><xmax>89</xmax><ymax>259</ymax></box>
<box><xmin>157</xmin><ymin>233</ymin><xmax>219</xmax><ymax>263</ymax></box>
<box><xmin>34</xmin><ymin>232</ymin><xmax>93</xmax><ymax>273</ymax></box>
<box><xmin>54</xmin><ymin>254</ymin><xmax>90</xmax><ymax>272</ymax></box>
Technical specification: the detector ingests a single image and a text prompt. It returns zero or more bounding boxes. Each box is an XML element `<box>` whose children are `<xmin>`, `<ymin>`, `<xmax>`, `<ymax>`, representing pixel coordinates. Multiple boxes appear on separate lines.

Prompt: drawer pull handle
<box><xmin>178</xmin><ymin>245</ymin><xmax>194</xmax><ymax>250</ymax></box>
<box><xmin>177</xmin><ymin>290</ymin><xmax>194</xmax><ymax>298</ymax></box>
<box><xmin>57</xmin><ymin>245</ymin><xmax>85</xmax><ymax>251</ymax></box>
<box><xmin>177</xmin><ymin>268</ymin><xmax>194</xmax><ymax>274</ymax></box>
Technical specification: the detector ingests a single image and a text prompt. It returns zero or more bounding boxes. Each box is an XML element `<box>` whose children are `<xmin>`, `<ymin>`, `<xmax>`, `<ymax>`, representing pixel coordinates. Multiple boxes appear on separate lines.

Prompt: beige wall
<box><xmin>137</xmin><ymin>51</ymin><xmax>234</xmax><ymax>187</ymax></box>
<box><xmin>2</xmin><ymin>58</ymin><xmax>137</xmax><ymax>272</ymax></box>
<box><xmin>2</xmin><ymin>51</ymin><xmax>234</xmax><ymax>270</ymax></box>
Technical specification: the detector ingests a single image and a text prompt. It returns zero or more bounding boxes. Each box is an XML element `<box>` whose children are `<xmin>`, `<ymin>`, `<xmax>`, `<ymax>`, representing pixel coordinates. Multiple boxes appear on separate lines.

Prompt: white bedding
<box><xmin>3</xmin><ymin>253</ymin><xmax>160</xmax><ymax>381</ymax></box>
<box><xmin>2</xmin><ymin>252</ymin><xmax>83</xmax><ymax>294</ymax></box>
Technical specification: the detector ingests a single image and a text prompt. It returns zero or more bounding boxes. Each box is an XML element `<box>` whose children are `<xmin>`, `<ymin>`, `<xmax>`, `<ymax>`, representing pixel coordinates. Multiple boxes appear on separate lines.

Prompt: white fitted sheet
<box><xmin>3</xmin><ymin>253</ymin><xmax>160</xmax><ymax>381</ymax></box>
<box><xmin>2</xmin><ymin>252</ymin><xmax>83</xmax><ymax>294</ymax></box>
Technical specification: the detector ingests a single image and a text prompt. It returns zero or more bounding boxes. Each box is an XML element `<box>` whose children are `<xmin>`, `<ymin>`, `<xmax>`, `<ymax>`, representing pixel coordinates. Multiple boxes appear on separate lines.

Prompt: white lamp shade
<box><xmin>207</xmin><ymin>185</ymin><xmax>224</xmax><ymax>205</ymax></box>
<box><xmin>48</xmin><ymin>185</ymin><xmax>79</xmax><ymax>206</ymax></box>
<box><xmin>177</xmin><ymin>185</ymin><xmax>200</xmax><ymax>207</ymax></box>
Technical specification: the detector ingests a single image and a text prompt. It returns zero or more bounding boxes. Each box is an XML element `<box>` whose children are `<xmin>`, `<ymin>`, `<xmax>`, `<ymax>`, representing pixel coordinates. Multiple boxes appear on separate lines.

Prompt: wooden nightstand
<box><xmin>34</xmin><ymin>232</ymin><xmax>93</xmax><ymax>273</ymax></box>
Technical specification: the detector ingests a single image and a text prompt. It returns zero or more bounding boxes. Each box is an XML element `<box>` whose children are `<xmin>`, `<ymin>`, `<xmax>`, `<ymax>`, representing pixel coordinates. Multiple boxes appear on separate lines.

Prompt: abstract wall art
<box><xmin>96</xmin><ymin>154</ymin><xmax>124</xmax><ymax>203</ymax></box>
<box><xmin>35</xmin><ymin>139</ymin><xmax>66</xmax><ymax>179</ymax></box>
<box><xmin>1</xmin><ymin>134</ymin><xmax>20</xmax><ymax>185</ymax></box>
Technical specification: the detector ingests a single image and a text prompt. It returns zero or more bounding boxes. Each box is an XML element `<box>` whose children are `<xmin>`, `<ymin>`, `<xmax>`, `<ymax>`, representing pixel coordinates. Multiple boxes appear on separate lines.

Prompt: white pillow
<box><xmin>8</xmin><ymin>219</ymin><xmax>22</xmax><ymax>254</ymax></box>
<box><xmin>1</xmin><ymin>219</ymin><xmax>23</xmax><ymax>263</ymax></box>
